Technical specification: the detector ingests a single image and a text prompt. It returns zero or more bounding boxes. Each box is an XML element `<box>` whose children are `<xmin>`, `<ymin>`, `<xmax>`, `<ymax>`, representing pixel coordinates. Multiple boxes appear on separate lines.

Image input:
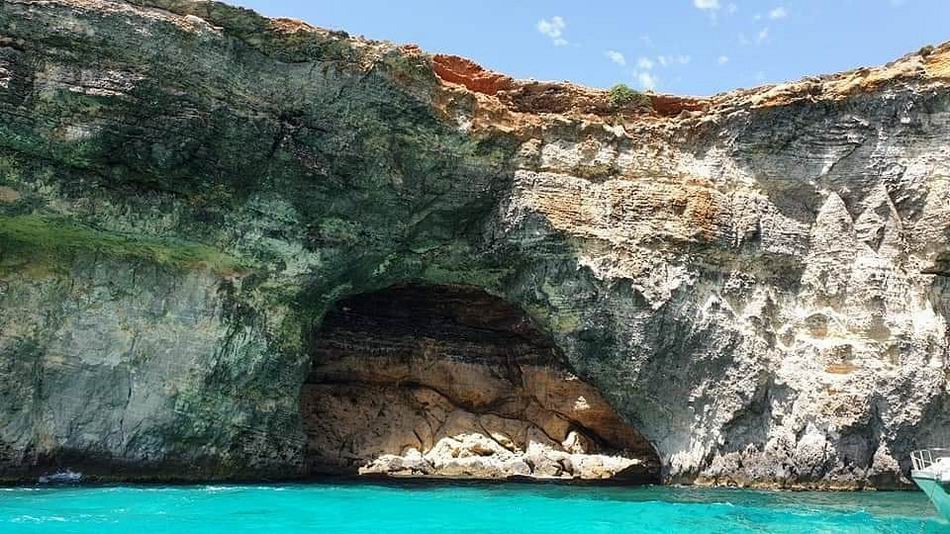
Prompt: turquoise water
<box><xmin>0</xmin><ymin>482</ymin><xmax>946</xmax><ymax>533</ymax></box>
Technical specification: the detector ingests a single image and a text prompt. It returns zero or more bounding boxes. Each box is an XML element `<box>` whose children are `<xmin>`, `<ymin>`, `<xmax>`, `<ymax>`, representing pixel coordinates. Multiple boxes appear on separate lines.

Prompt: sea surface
<box><xmin>0</xmin><ymin>481</ymin><xmax>946</xmax><ymax>533</ymax></box>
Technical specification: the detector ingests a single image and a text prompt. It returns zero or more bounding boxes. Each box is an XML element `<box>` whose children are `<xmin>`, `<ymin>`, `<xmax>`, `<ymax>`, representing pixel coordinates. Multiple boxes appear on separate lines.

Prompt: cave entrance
<box><xmin>300</xmin><ymin>284</ymin><xmax>660</xmax><ymax>483</ymax></box>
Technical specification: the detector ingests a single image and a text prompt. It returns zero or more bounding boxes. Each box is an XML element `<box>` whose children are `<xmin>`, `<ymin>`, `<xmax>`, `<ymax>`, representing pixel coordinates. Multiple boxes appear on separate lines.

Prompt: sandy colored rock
<box><xmin>301</xmin><ymin>286</ymin><xmax>658</xmax><ymax>482</ymax></box>
<box><xmin>0</xmin><ymin>0</ymin><xmax>946</xmax><ymax>489</ymax></box>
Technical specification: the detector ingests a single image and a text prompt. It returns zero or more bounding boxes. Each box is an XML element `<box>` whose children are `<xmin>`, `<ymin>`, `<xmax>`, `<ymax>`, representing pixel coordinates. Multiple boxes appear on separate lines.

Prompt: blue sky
<box><xmin>230</xmin><ymin>1</ymin><xmax>950</xmax><ymax>96</ymax></box>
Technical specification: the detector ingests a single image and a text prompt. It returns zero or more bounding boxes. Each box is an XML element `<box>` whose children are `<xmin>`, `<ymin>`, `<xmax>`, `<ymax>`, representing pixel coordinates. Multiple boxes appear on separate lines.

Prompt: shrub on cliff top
<box><xmin>608</xmin><ymin>83</ymin><xmax>651</xmax><ymax>110</ymax></box>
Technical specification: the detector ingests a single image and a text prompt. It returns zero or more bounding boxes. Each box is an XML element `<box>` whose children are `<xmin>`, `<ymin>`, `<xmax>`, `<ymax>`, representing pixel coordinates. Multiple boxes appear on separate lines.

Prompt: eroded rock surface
<box><xmin>0</xmin><ymin>0</ymin><xmax>947</xmax><ymax>488</ymax></box>
<box><xmin>300</xmin><ymin>285</ymin><xmax>658</xmax><ymax>482</ymax></box>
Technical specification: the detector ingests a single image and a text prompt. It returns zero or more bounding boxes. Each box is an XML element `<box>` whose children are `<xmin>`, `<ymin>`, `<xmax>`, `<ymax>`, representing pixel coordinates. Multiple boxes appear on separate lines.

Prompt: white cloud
<box><xmin>769</xmin><ymin>7</ymin><xmax>788</xmax><ymax>19</ymax></box>
<box><xmin>656</xmin><ymin>55</ymin><xmax>691</xmax><ymax>67</ymax></box>
<box><xmin>638</xmin><ymin>57</ymin><xmax>655</xmax><ymax>70</ymax></box>
<box><xmin>695</xmin><ymin>0</ymin><xmax>721</xmax><ymax>23</ymax></box>
<box><xmin>537</xmin><ymin>16</ymin><xmax>568</xmax><ymax>46</ymax></box>
<box><xmin>718</xmin><ymin>55</ymin><xmax>730</xmax><ymax>65</ymax></box>
<box><xmin>605</xmin><ymin>50</ymin><xmax>626</xmax><ymax>66</ymax></box>
<box><xmin>753</xmin><ymin>13</ymin><xmax>762</xmax><ymax>20</ymax></box>
<box><xmin>694</xmin><ymin>0</ymin><xmax>720</xmax><ymax>10</ymax></box>
<box><xmin>636</xmin><ymin>71</ymin><xmax>658</xmax><ymax>90</ymax></box>
<box><xmin>741</xmin><ymin>28</ymin><xmax>770</xmax><ymax>46</ymax></box>
<box><xmin>727</xmin><ymin>3</ymin><xmax>738</xmax><ymax>13</ymax></box>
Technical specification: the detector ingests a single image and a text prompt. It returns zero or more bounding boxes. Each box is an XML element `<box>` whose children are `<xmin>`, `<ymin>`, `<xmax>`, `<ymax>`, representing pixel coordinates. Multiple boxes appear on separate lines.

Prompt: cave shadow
<box><xmin>298</xmin><ymin>283</ymin><xmax>662</xmax><ymax>484</ymax></box>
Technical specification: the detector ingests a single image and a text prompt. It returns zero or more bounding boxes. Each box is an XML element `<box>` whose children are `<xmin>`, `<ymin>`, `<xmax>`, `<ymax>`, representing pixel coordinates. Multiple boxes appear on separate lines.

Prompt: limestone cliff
<box><xmin>0</xmin><ymin>0</ymin><xmax>948</xmax><ymax>488</ymax></box>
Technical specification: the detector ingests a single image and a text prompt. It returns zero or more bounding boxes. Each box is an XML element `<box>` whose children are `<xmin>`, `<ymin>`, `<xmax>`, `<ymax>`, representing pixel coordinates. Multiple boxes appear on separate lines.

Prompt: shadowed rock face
<box><xmin>301</xmin><ymin>285</ymin><xmax>659</xmax><ymax>482</ymax></box>
<box><xmin>0</xmin><ymin>0</ymin><xmax>948</xmax><ymax>488</ymax></box>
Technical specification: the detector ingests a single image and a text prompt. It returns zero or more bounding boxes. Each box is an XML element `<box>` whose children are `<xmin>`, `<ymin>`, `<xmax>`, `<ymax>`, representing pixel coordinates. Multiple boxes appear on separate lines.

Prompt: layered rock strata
<box><xmin>301</xmin><ymin>285</ymin><xmax>658</xmax><ymax>482</ymax></box>
<box><xmin>0</xmin><ymin>0</ymin><xmax>947</xmax><ymax>488</ymax></box>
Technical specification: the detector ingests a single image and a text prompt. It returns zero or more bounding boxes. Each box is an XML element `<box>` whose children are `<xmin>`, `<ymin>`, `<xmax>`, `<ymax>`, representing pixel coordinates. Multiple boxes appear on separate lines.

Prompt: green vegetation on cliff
<box><xmin>608</xmin><ymin>83</ymin><xmax>652</xmax><ymax>110</ymax></box>
<box><xmin>0</xmin><ymin>214</ymin><xmax>247</xmax><ymax>276</ymax></box>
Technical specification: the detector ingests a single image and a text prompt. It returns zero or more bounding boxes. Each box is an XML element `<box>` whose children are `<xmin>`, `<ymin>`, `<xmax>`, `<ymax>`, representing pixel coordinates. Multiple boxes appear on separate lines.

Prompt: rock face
<box><xmin>0</xmin><ymin>0</ymin><xmax>947</xmax><ymax>488</ymax></box>
<box><xmin>301</xmin><ymin>285</ymin><xmax>658</xmax><ymax>482</ymax></box>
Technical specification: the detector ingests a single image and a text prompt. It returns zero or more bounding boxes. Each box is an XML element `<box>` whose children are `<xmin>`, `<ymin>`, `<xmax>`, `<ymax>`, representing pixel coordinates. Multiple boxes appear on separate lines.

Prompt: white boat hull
<box><xmin>913</xmin><ymin>471</ymin><xmax>950</xmax><ymax>521</ymax></box>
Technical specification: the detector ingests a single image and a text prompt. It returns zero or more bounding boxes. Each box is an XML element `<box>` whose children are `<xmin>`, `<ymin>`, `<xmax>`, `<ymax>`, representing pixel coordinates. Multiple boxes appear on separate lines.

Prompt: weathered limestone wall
<box><xmin>0</xmin><ymin>0</ymin><xmax>947</xmax><ymax>487</ymax></box>
<box><xmin>301</xmin><ymin>285</ymin><xmax>659</xmax><ymax>482</ymax></box>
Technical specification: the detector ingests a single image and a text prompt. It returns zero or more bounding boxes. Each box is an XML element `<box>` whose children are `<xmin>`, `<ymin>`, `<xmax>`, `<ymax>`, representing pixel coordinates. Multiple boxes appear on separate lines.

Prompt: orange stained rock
<box><xmin>432</xmin><ymin>54</ymin><xmax>514</xmax><ymax>96</ymax></box>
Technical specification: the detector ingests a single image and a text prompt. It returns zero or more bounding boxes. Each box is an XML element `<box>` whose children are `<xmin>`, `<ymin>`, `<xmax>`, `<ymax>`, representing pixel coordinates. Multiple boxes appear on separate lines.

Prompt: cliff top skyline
<box><xmin>231</xmin><ymin>0</ymin><xmax>950</xmax><ymax>96</ymax></box>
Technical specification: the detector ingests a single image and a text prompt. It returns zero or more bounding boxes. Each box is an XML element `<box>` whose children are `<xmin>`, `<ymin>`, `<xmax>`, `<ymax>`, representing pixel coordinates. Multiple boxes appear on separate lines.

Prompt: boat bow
<box><xmin>911</xmin><ymin>449</ymin><xmax>950</xmax><ymax>520</ymax></box>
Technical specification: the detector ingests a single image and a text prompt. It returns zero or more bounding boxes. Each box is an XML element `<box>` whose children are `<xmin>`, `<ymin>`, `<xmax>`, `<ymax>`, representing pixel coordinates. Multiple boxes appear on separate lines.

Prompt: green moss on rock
<box><xmin>0</xmin><ymin>214</ymin><xmax>248</xmax><ymax>276</ymax></box>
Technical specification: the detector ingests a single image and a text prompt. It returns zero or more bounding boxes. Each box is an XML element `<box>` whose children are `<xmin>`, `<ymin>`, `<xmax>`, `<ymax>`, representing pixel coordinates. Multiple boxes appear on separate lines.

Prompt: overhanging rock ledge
<box><xmin>0</xmin><ymin>0</ymin><xmax>948</xmax><ymax>488</ymax></box>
